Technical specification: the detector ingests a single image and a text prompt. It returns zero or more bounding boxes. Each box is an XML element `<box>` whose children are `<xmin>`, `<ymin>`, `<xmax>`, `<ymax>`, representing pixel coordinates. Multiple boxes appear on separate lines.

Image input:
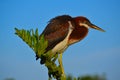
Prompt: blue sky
<box><xmin>0</xmin><ymin>0</ymin><xmax>120</xmax><ymax>80</ymax></box>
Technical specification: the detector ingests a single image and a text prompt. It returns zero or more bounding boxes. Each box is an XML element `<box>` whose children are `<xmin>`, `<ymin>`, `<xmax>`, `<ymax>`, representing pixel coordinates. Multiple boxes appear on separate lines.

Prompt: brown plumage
<box><xmin>36</xmin><ymin>15</ymin><xmax>105</xmax><ymax>64</ymax></box>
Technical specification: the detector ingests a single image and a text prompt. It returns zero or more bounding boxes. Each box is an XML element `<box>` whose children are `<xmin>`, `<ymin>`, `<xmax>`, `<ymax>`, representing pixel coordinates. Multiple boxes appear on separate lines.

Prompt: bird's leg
<box><xmin>52</xmin><ymin>53</ymin><xmax>58</xmax><ymax>62</ymax></box>
<box><xmin>58</xmin><ymin>53</ymin><xmax>66</xmax><ymax>79</ymax></box>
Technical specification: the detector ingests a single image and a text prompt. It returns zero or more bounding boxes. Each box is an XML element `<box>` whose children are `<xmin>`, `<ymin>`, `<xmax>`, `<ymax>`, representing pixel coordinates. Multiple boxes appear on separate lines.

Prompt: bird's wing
<box><xmin>42</xmin><ymin>22</ymin><xmax>69</xmax><ymax>52</ymax></box>
<box><xmin>41</xmin><ymin>15</ymin><xmax>73</xmax><ymax>52</ymax></box>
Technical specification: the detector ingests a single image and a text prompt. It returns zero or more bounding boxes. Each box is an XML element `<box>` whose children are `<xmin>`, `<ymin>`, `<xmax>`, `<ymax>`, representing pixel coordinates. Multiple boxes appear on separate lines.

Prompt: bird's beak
<box><xmin>89</xmin><ymin>23</ymin><xmax>105</xmax><ymax>32</ymax></box>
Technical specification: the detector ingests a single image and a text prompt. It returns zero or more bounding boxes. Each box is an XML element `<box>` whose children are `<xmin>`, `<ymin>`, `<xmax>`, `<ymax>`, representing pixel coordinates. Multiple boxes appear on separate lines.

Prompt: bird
<box><xmin>36</xmin><ymin>15</ymin><xmax>105</xmax><ymax>77</ymax></box>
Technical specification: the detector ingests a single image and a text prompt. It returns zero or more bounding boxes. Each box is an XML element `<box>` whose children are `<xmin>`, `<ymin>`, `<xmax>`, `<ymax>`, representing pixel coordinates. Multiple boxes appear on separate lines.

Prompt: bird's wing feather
<box><xmin>41</xmin><ymin>15</ymin><xmax>73</xmax><ymax>52</ymax></box>
<box><xmin>42</xmin><ymin>22</ymin><xmax>69</xmax><ymax>52</ymax></box>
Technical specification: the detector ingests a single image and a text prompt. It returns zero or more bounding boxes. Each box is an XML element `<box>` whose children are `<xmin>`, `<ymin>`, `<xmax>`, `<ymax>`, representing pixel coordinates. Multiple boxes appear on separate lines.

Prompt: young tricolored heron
<box><xmin>36</xmin><ymin>15</ymin><xmax>105</xmax><ymax>78</ymax></box>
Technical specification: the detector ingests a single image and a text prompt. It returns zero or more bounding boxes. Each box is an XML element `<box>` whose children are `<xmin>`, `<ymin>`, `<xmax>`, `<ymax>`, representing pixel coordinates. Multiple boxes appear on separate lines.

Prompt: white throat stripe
<box><xmin>79</xmin><ymin>23</ymin><xmax>89</xmax><ymax>29</ymax></box>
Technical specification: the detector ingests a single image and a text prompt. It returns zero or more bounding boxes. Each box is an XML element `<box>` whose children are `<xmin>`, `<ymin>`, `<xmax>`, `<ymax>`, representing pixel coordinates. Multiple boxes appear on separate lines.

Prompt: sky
<box><xmin>0</xmin><ymin>0</ymin><xmax>120</xmax><ymax>80</ymax></box>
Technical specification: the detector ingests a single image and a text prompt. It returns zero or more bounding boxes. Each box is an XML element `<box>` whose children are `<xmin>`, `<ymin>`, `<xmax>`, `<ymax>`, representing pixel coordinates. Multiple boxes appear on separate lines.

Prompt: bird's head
<box><xmin>73</xmin><ymin>16</ymin><xmax>105</xmax><ymax>32</ymax></box>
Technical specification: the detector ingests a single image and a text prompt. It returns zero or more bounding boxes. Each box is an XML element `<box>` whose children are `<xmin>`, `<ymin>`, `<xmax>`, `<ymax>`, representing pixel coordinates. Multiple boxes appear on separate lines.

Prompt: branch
<box><xmin>15</xmin><ymin>28</ymin><xmax>63</xmax><ymax>79</ymax></box>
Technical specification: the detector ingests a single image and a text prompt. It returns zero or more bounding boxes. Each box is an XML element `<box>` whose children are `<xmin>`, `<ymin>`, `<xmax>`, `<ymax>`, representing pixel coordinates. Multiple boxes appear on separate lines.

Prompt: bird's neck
<box><xmin>68</xmin><ymin>25</ymin><xmax>88</xmax><ymax>45</ymax></box>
